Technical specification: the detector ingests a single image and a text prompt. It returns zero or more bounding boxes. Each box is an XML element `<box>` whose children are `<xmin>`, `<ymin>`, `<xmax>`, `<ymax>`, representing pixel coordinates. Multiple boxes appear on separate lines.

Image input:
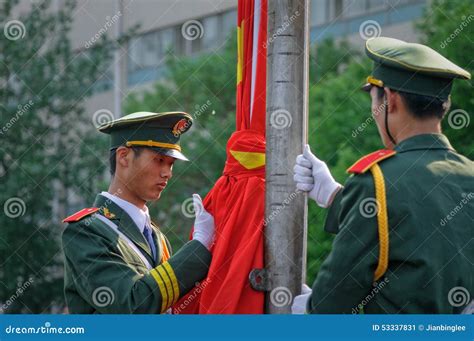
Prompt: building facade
<box><xmin>66</xmin><ymin>0</ymin><xmax>427</xmax><ymax>117</ymax></box>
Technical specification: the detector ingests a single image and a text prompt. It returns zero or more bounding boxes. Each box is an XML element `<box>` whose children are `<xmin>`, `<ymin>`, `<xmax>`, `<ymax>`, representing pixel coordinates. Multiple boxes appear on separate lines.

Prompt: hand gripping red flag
<box><xmin>173</xmin><ymin>0</ymin><xmax>267</xmax><ymax>314</ymax></box>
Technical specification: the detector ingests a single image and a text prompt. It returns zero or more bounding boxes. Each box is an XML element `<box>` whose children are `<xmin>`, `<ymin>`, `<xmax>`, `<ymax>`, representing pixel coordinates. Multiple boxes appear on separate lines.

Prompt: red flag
<box><xmin>173</xmin><ymin>0</ymin><xmax>267</xmax><ymax>314</ymax></box>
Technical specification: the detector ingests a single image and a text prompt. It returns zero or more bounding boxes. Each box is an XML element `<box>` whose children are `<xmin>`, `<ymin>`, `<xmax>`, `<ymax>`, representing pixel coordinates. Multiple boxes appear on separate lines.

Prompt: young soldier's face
<box><xmin>126</xmin><ymin>148</ymin><xmax>175</xmax><ymax>202</ymax></box>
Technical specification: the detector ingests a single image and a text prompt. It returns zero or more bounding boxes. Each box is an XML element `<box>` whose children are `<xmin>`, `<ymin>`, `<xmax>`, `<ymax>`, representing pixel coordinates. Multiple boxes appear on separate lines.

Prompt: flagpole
<box><xmin>265</xmin><ymin>0</ymin><xmax>309</xmax><ymax>314</ymax></box>
<box><xmin>113</xmin><ymin>0</ymin><xmax>123</xmax><ymax>118</ymax></box>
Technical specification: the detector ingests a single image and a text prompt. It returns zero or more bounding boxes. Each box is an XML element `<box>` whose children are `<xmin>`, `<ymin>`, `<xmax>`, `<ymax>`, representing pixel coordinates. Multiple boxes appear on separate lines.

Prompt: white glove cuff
<box><xmin>314</xmin><ymin>181</ymin><xmax>342</xmax><ymax>208</ymax></box>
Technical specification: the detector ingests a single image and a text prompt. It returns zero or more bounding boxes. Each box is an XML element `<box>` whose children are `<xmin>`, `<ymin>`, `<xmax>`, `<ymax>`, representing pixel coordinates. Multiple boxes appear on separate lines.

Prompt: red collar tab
<box><xmin>347</xmin><ymin>149</ymin><xmax>396</xmax><ymax>174</ymax></box>
<box><xmin>62</xmin><ymin>207</ymin><xmax>99</xmax><ymax>223</ymax></box>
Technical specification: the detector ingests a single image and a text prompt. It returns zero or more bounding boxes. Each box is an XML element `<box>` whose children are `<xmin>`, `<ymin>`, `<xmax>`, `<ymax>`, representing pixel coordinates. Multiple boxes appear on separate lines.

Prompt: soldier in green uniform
<box><xmin>62</xmin><ymin>111</ymin><xmax>215</xmax><ymax>314</ymax></box>
<box><xmin>292</xmin><ymin>37</ymin><xmax>473</xmax><ymax>313</ymax></box>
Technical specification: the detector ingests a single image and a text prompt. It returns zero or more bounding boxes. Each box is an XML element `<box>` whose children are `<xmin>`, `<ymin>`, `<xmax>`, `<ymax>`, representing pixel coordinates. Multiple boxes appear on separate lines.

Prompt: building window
<box><xmin>222</xmin><ymin>9</ymin><xmax>237</xmax><ymax>34</ymax></box>
<box><xmin>202</xmin><ymin>15</ymin><xmax>220</xmax><ymax>50</ymax></box>
<box><xmin>334</xmin><ymin>0</ymin><xmax>343</xmax><ymax>19</ymax></box>
<box><xmin>311</xmin><ymin>0</ymin><xmax>329</xmax><ymax>26</ymax></box>
<box><xmin>343</xmin><ymin>0</ymin><xmax>366</xmax><ymax>18</ymax></box>
<box><xmin>141</xmin><ymin>31</ymin><xmax>160</xmax><ymax>68</ymax></box>
<box><xmin>367</xmin><ymin>0</ymin><xmax>387</xmax><ymax>12</ymax></box>
<box><xmin>160</xmin><ymin>27</ymin><xmax>176</xmax><ymax>57</ymax></box>
<box><xmin>92</xmin><ymin>62</ymin><xmax>113</xmax><ymax>93</ymax></box>
<box><xmin>127</xmin><ymin>9</ymin><xmax>238</xmax><ymax>85</ymax></box>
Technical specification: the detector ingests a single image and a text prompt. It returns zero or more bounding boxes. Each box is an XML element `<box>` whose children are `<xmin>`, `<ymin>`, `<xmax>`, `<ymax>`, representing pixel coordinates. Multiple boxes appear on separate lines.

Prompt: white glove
<box><xmin>191</xmin><ymin>194</ymin><xmax>215</xmax><ymax>250</ymax></box>
<box><xmin>291</xmin><ymin>284</ymin><xmax>312</xmax><ymax>314</ymax></box>
<box><xmin>293</xmin><ymin>144</ymin><xmax>342</xmax><ymax>208</ymax></box>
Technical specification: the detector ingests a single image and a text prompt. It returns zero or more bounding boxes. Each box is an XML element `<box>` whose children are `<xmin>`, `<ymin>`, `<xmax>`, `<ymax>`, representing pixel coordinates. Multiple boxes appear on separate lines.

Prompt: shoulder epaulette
<box><xmin>347</xmin><ymin>149</ymin><xmax>396</xmax><ymax>174</ymax></box>
<box><xmin>62</xmin><ymin>207</ymin><xmax>99</xmax><ymax>223</ymax></box>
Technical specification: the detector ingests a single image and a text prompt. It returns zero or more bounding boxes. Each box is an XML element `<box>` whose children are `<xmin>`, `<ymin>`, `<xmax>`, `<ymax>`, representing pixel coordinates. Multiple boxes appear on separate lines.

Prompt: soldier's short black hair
<box><xmin>109</xmin><ymin>147</ymin><xmax>145</xmax><ymax>176</ymax></box>
<box><xmin>376</xmin><ymin>87</ymin><xmax>450</xmax><ymax>120</ymax></box>
<box><xmin>109</xmin><ymin>148</ymin><xmax>117</xmax><ymax>176</ymax></box>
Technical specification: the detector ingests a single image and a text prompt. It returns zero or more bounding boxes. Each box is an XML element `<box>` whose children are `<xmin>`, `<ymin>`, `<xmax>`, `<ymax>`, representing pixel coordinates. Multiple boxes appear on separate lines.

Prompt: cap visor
<box><xmin>151</xmin><ymin>147</ymin><xmax>189</xmax><ymax>161</ymax></box>
<box><xmin>361</xmin><ymin>83</ymin><xmax>372</xmax><ymax>92</ymax></box>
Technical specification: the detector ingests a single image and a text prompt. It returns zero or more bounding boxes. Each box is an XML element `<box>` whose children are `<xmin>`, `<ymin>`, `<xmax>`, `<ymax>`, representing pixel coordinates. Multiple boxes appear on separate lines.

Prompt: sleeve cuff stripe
<box><xmin>161</xmin><ymin>264</ymin><xmax>176</xmax><ymax>306</ymax></box>
<box><xmin>156</xmin><ymin>266</ymin><xmax>174</xmax><ymax>310</ymax></box>
<box><xmin>150</xmin><ymin>268</ymin><xmax>169</xmax><ymax>313</ymax></box>
<box><xmin>163</xmin><ymin>262</ymin><xmax>180</xmax><ymax>305</ymax></box>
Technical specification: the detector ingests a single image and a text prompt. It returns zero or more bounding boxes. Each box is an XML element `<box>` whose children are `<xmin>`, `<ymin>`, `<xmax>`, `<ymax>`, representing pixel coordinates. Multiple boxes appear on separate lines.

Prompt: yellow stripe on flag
<box><xmin>230</xmin><ymin>150</ymin><xmax>265</xmax><ymax>169</ymax></box>
<box><xmin>237</xmin><ymin>20</ymin><xmax>244</xmax><ymax>85</ymax></box>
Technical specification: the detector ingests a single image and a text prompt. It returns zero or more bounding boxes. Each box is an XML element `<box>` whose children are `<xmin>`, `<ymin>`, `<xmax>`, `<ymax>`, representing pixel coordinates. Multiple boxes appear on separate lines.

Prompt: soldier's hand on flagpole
<box><xmin>291</xmin><ymin>284</ymin><xmax>312</xmax><ymax>314</ymax></box>
<box><xmin>191</xmin><ymin>194</ymin><xmax>215</xmax><ymax>250</ymax></box>
<box><xmin>293</xmin><ymin>144</ymin><xmax>342</xmax><ymax>208</ymax></box>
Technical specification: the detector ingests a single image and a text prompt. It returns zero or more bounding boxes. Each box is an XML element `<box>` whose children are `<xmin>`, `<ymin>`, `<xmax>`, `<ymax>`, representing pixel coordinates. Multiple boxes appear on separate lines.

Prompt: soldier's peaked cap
<box><xmin>362</xmin><ymin>37</ymin><xmax>471</xmax><ymax>100</ymax></box>
<box><xmin>98</xmin><ymin>111</ymin><xmax>193</xmax><ymax>161</ymax></box>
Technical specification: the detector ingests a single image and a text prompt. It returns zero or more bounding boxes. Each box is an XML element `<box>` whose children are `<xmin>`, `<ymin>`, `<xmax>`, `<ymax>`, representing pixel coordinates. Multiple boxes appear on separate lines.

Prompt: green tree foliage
<box><xmin>311</xmin><ymin>38</ymin><xmax>360</xmax><ymax>82</ymax></box>
<box><xmin>417</xmin><ymin>0</ymin><xmax>474</xmax><ymax>158</ymax></box>
<box><xmin>0</xmin><ymin>0</ymin><xmax>113</xmax><ymax>312</ymax></box>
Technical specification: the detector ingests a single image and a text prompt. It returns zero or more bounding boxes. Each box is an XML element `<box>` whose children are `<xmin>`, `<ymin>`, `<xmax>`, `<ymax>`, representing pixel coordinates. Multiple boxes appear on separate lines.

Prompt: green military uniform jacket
<box><xmin>309</xmin><ymin>134</ymin><xmax>473</xmax><ymax>313</ymax></box>
<box><xmin>62</xmin><ymin>194</ymin><xmax>211</xmax><ymax>313</ymax></box>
